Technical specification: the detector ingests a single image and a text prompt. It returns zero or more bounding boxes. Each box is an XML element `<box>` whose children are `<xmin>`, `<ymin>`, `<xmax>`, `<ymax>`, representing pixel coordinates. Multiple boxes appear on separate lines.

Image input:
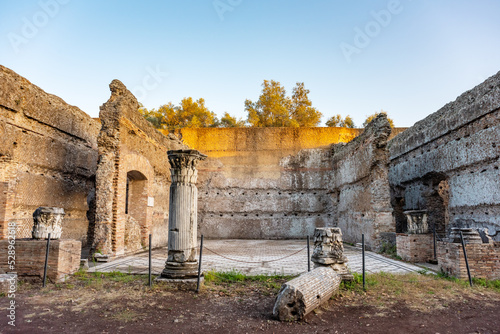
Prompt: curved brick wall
<box><xmin>172</xmin><ymin>126</ymin><xmax>405</xmax><ymax>246</ymax></box>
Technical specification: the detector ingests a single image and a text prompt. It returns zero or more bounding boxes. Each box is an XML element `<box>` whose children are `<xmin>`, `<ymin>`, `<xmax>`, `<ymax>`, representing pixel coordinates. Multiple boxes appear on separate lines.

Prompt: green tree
<box><xmin>290</xmin><ymin>82</ymin><xmax>322</xmax><ymax>127</ymax></box>
<box><xmin>139</xmin><ymin>103</ymin><xmax>166</xmax><ymax>129</ymax></box>
<box><xmin>219</xmin><ymin>112</ymin><xmax>246</xmax><ymax>127</ymax></box>
<box><xmin>246</xmin><ymin>80</ymin><xmax>321</xmax><ymax>127</ymax></box>
<box><xmin>325</xmin><ymin>114</ymin><xmax>341</xmax><ymax>127</ymax></box>
<box><xmin>246</xmin><ymin>80</ymin><xmax>291</xmax><ymax>127</ymax></box>
<box><xmin>178</xmin><ymin>97</ymin><xmax>217</xmax><ymax>128</ymax></box>
<box><xmin>325</xmin><ymin>114</ymin><xmax>356</xmax><ymax>128</ymax></box>
<box><xmin>342</xmin><ymin>115</ymin><xmax>355</xmax><ymax>128</ymax></box>
<box><xmin>139</xmin><ymin>98</ymin><xmax>219</xmax><ymax>130</ymax></box>
<box><xmin>363</xmin><ymin>110</ymin><xmax>394</xmax><ymax>128</ymax></box>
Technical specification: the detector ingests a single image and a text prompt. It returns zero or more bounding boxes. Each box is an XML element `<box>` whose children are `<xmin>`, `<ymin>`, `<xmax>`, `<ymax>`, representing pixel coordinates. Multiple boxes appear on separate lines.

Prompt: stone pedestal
<box><xmin>311</xmin><ymin>227</ymin><xmax>350</xmax><ymax>278</ymax></box>
<box><xmin>449</xmin><ymin>227</ymin><xmax>482</xmax><ymax>244</ymax></box>
<box><xmin>404</xmin><ymin>210</ymin><xmax>428</xmax><ymax>234</ymax></box>
<box><xmin>160</xmin><ymin>150</ymin><xmax>206</xmax><ymax>279</ymax></box>
<box><xmin>396</xmin><ymin>233</ymin><xmax>434</xmax><ymax>263</ymax></box>
<box><xmin>0</xmin><ymin>239</ymin><xmax>81</xmax><ymax>282</ymax></box>
<box><xmin>32</xmin><ymin>207</ymin><xmax>65</xmax><ymax>239</ymax></box>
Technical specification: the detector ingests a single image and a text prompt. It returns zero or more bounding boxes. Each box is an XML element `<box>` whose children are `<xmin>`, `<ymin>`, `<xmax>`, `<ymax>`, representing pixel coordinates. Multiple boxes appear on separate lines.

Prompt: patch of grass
<box><xmin>100</xmin><ymin>271</ymin><xmax>144</xmax><ymax>283</ymax></box>
<box><xmin>436</xmin><ymin>270</ymin><xmax>472</xmax><ymax>288</ymax></box>
<box><xmin>378</xmin><ymin>241</ymin><xmax>402</xmax><ymax>260</ymax></box>
<box><xmin>472</xmin><ymin>277</ymin><xmax>500</xmax><ymax>292</ymax></box>
<box><xmin>339</xmin><ymin>272</ymin><xmax>378</xmax><ymax>293</ymax></box>
<box><xmin>417</xmin><ymin>268</ymin><xmax>430</xmax><ymax>275</ymax></box>
<box><xmin>205</xmin><ymin>270</ymin><xmax>293</xmax><ymax>284</ymax></box>
<box><xmin>111</xmin><ymin>309</ymin><xmax>142</xmax><ymax>322</ymax></box>
<box><xmin>334</xmin><ymin>270</ymin><xmax>500</xmax><ymax>314</ymax></box>
<box><xmin>204</xmin><ymin>270</ymin><xmax>295</xmax><ymax>294</ymax></box>
<box><xmin>71</xmin><ymin>271</ymin><xmax>147</xmax><ymax>289</ymax></box>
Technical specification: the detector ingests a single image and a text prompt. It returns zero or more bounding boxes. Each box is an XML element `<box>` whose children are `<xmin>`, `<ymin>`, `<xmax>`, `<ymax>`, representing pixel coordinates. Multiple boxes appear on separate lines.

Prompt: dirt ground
<box><xmin>1</xmin><ymin>273</ymin><xmax>500</xmax><ymax>334</ymax></box>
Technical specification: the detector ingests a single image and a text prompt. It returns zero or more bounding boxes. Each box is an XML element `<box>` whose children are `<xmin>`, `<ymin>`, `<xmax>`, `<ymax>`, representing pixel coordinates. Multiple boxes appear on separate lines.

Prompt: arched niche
<box><xmin>124</xmin><ymin>170</ymin><xmax>148</xmax><ymax>253</ymax></box>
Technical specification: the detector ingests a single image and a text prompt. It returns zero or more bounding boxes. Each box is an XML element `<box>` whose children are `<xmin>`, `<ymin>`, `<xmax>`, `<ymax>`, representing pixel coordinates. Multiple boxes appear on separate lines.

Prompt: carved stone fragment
<box><xmin>404</xmin><ymin>210</ymin><xmax>428</xmax><ymax>234</ymax></box>
<box><xmin>273</xmin><ymin>267</ymin><xmax>341</xmax><ymax>321</ymax></box>
<box><xmin>32</xmin><ymin>207</ymin><xmax>65</xmax><ymax>239</ymax></box>
<box><xmin>311</xmin><ymin>227</ymin><xmax>350</xmax><ymax>278</ymax></box>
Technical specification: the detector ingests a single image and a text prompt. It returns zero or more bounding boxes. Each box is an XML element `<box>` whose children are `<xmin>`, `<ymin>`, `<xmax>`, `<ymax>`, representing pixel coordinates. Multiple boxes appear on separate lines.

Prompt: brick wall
<box><xmin>437</xmin><ymin>241</ymin><xmax>500</xmax><ymax>280</ymax></box>
<box><xmin>173</xmin><ymin>123</ymin><xmax>405</xmax><ymax>242</ymax></box>
<box><xmin>396</xmin><ymin>233</ymin><xmax>434</xmax><ymax>263</ymax></box>
<box><xmin>0</xmin><ymin>239</ymin><xmax>81</xmax><ymax>282</ymax></box>
<box><xmin>93</xmin><ymin>80</ymin><xmax>186</xmax><ymax>257</ymax></box>
<box><xmin>0</xmin><ymin>65</ymin><xmax>99</xmax><ymax>246</ymax></box>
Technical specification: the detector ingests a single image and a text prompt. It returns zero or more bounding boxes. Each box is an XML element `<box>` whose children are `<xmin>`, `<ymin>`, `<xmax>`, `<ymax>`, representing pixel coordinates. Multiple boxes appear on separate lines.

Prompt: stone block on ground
<box><xmin>273</xmin><ymin>267</ymin><xmax>341</xmax><ymax>321</ymax></box>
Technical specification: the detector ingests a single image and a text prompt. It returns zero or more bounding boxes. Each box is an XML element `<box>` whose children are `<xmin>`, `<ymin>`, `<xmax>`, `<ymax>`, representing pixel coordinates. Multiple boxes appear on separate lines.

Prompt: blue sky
<box><xmin>1</xmin><ymin>0</ymin><xmax>499</xmax><ymax>127</ymax></box>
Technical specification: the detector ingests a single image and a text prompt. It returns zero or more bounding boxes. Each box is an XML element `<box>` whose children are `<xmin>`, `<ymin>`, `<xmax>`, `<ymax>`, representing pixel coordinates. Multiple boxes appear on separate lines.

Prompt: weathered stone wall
<box><xmin>93</xmin><ymin>80</ymin><xmax>186</xmax><ymax>256</ymax></box>
<box><xmin>173</xmin><ymin>127</ymin><xmax>361</xmax><ymax>239</ymax></box>
<box><xmin>172</xmin><ymin>126</ymin><xmax>403</xmax><ymax>243</ymax></box>
<box><xmin>330</xmin><ymin>115</ymin><xmax>394</xmax><ymax>250</ymax></box>
<box><xmin>389</xmin><ymin>72</ymin><xmax>500</xmax><ymax>239</ymax></box>
<box><xmin>0</xmin><ymin>65</ymin><xmax>100</xmax><ymax>246</ymax></box>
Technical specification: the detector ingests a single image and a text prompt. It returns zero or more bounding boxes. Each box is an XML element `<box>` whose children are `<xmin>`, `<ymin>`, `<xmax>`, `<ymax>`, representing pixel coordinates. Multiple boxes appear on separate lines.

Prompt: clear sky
<box><xmin>1</xmin><ymin>0</ymin><xmax>499</xmax><ymax>127</ymax></box>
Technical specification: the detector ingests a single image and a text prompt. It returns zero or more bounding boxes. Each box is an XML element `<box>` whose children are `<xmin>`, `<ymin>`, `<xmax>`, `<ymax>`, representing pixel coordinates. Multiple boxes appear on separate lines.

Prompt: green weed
<box><xmin>378</xmin><ymin>241</ymin><xmax>402</xmax><ymax>260</ymax></box>
<box><xmin>204</xmin><ymin>270</ymin><xmax>294</xmax><ymax>291</ymax></box>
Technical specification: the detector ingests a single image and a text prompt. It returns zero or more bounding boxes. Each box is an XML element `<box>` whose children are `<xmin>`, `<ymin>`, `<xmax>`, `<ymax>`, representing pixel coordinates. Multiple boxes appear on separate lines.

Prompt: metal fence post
<box><xmin>362</xmin><ymin>234</ymin><xmax>366</xmax><ymax>291</ymax></box>
<box><xmin>196</xmin><ymin>235</ymin><xmax>204</xmax><ymax>293</ymax></box>
<box><xmin>460</xmin><ymin>231</ymin><xmax>473</xmax><ymax>287</ymax></box>
<box><xmin>307</xmin><ymin>235</ymin><xmax>311</xmax><ymax>272</ymax></box>
<box><xmin>433</xmin><ymin>226</ymin><xmax>437</xmax><ymax>261</ymax></box>
<box><xmin>43</xmin><ymin>233</ymin><xmax>51</xmax><ymax>288</ymax></box>
<box><xmin>148</xmin><ymin>234</ymin><xmax>152</xmax><ymax>288</ymax></box>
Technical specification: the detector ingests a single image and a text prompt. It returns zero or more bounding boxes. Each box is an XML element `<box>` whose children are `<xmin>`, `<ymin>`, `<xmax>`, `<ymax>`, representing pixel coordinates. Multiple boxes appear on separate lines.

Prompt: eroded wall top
<box><xmin>0</xmin><ymin>65</ymin><xmax>100</xmax><ymax>147</ymax></box>
<box><xmin>389</xmin><ymin>71</ymin><xmax>500</xmax><ymax>159</ymax></box>
<box><xmin>0</xmin><ymin>65</ymin><xmax>100</xmax><ymax>243</ymax></box>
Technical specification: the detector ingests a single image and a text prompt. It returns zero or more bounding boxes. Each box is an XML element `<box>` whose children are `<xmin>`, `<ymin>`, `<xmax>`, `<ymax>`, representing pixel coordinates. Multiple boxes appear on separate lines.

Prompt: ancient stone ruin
<box><xmin>0</xmin><ymin>206</ymin><xmax>81</xmax><ymax>282</ymax></box>
<box><xmin>32</xmin><ymin>207</ymin><xmax>65</xmax><ymax>239</ymax></box>
<box><xmin>311</xmin><ymin>227</ymin><xmax>350</xmax><ymax>279</ymax></box>
<box><xmin>1</xmin><ymin>63</ymin><xmax>499</xmax><ymax>280</ymax></box>
<box><xmin>273</xmin><ymin>227</ymin><xmax>350</xmax><ymax>321</ymax></box>
<box><xmin>404</xmin><ymin>210</ymin><xmax>428</xmax><ymax>234</ymax></box>
<box><xmin>273</xmin><ymin>266</ymin><xmax>341</xmax><ymax>321</ymax></box>
<box><xmin>160</xmin><ymin>149</ymin><xmax>206</xmax><ymax>279</ymax></box>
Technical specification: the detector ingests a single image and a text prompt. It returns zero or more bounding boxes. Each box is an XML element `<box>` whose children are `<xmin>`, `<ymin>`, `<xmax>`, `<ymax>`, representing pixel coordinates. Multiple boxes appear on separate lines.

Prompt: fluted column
<box><xmin>160</xmin><ymin>149</ymin><xmax>207</xmax><ymax>279</ymax></box>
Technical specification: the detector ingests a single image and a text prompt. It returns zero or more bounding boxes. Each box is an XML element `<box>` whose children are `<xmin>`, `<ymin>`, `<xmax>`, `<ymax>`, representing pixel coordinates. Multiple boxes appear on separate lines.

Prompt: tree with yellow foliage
<box><xmin>325</xmin><ymin>114</ymin><xmax>355</xmax><ymax>128</ymax></box>
<box><xmin>139</xmin><ymin>98</ymin><xmax>223</xmax><ymax>130</ymax></box>
<box><xmin>246</xmin><ymin>80</ymin><xmax>322</xmax><ymax>127</ymax></box>
<box><xmin>363</xmin><ymin>110</ymin><xmax>394</xmax><ymax>128</ymax></box>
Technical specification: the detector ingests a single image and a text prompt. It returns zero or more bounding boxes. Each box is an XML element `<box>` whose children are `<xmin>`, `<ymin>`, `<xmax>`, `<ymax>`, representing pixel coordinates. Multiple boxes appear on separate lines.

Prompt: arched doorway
<box><xmin>124</xmin><ymin>170</ymin><xmax>148</xmax><ymax>253</ymax></box>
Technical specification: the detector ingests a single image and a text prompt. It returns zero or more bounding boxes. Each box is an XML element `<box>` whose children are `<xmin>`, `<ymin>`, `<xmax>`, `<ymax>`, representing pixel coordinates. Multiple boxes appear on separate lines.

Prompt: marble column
<box><xmin>160</xmin><ymin>149</ymin><xmax>207</xmax><ymax>279</ymax></box>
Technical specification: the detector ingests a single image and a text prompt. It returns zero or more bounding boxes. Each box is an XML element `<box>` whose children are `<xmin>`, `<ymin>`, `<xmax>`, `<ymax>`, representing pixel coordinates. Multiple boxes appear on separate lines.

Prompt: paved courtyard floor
<box><xmin>89</xmin><ymin>239</ymin><xmax>426</xmax><ymax>276</ymax></box>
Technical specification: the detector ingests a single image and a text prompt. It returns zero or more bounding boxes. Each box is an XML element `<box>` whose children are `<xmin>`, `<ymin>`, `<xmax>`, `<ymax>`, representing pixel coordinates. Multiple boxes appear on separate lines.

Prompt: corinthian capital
<box><xmin>167</xmin><ymin>149</ymin><xmax>207</xmax><ymax>185</ymax></box>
